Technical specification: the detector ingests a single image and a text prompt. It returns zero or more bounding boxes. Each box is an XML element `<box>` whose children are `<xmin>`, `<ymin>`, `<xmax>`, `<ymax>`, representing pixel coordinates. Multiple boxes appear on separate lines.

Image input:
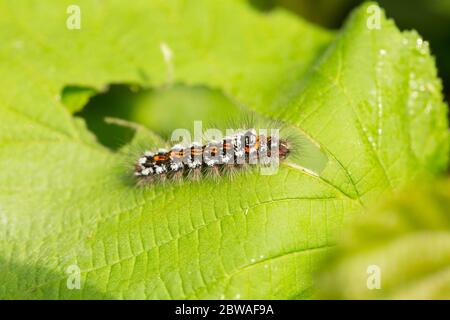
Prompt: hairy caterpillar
<box><xmin>133</xmin><ymin>128</ymin><xmax>291</xmax><ymax>185</ymax></box>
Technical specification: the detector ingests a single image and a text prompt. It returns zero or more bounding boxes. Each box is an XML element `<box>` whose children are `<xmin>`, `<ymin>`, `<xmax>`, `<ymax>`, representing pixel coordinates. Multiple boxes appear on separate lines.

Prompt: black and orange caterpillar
<box><xmin>134</xmin><ymin>129</ymin><xmax>290</xmax><ymax>184</ymax></box>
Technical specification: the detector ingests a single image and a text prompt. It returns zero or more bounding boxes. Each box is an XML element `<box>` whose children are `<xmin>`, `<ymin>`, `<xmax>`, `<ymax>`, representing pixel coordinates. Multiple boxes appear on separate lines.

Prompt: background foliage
<box><xmin>318</xmin><ymin>179</ymin><xmax>450</xmax><ymax>299</ymax></box>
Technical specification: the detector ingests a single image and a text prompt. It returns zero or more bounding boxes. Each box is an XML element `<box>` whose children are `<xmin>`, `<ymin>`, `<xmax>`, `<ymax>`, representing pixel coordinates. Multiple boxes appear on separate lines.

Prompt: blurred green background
<box><xmin>250</xmin><ymin>0</ymin><xmax>450</xmax><ymax>103</ymax></box>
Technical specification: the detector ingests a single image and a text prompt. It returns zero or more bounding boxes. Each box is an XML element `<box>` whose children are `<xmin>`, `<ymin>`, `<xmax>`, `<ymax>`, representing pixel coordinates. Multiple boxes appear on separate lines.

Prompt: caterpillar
<box><xmin>133</xmin><ymin>128</ymin><xmax>291</xmax><ymax>185</ymax></box>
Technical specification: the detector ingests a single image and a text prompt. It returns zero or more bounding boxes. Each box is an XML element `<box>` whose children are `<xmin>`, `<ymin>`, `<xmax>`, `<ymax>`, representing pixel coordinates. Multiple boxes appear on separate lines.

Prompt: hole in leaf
<box><xmin>61</xmin><ymin>83</ymin><xmax>242</xmax><ymax>151</ymax></box>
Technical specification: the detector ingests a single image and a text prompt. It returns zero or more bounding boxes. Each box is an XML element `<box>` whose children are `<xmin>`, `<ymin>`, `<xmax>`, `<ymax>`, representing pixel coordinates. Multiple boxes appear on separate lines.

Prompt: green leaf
<box><xmin>0</xmin><ymin>1</ymin><xmax>447</xmax><ymax>299</ymax></box>
<box><xmin>316</xmin><ymin>178</ymin><xmax>450</xmax><ymax>299</ymax></box>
